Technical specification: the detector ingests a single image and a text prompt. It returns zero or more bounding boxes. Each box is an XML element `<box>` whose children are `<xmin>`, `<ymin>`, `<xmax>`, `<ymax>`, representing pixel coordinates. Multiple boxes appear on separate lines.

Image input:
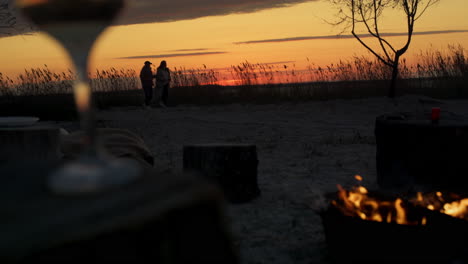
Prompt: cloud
<box><xmin>234</xmin><ymin>30</ymin><xmax>468</xmax><ymax>44</ymax></box>
<box><xmin>261</xmin><ymin>60</ymin><xmax>296</xmax><ymax>65</ymax></box>
<box><xmin>116</xmin><ymin>51</ymin><xmax>228</xmax><ymax>60</ymax></box>
<box><xmin>169</xmin><ymin>48</ymin><xmax>210</xmax><ymax>52</ymax></box>
<box><xmin>118</xmin><ymin>0</ymin><xmax>317</xmax><ymax>25</ymax></box>
<box><xmin>1</xmin><ymin>0</ymin><xmax>316</xmax><ymax>36</ymax></box>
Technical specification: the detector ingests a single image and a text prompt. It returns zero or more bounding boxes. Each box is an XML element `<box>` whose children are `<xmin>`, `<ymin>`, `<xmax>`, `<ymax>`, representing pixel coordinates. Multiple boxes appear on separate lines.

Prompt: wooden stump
<box><xmin>375</xmin><ymin>112</ymin><xmax>468</xmax><ymax>193</ymax></box>
<box><xmin>0</xmin><ymin>125</ymin><xmax>61</xmax><ymax>164</ymax></box>
<box><xmin>0</xmin><ymin>163</ymin><xmax>238</xmax><ymax>263</ymax></box>
<box><xmin>183</xmin><ymin>144</ymin><xmax>260</xmax><ymax>203</ymax></box>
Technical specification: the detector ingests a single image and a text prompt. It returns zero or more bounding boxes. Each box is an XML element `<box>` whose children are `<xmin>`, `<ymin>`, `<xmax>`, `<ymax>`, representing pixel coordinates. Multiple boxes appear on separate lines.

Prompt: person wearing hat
<box><xmin>139</xmin><ymin>61</ymin><xmax>154</xmax><ymax>108</ymax></box>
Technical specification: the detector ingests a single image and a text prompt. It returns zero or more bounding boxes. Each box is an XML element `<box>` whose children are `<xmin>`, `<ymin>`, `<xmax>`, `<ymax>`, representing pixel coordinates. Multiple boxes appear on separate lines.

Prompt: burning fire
<box><xmin>413</xmin><ymin>191</ymin><xmax>468</xmax><ymax>221</ymax></box>
<box><xmin>332</xmin><ymin>175</ymin><xmax>468</xmax><ymax>225</ymax></box>
<box><xmin>332</xmin><ymin>175</ymin><xmax>423</xmax><ymax>225</ymax></box>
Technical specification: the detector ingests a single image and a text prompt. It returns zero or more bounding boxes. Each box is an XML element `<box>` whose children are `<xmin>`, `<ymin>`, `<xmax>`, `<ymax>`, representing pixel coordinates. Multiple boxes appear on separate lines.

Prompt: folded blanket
<box><xmin>60</xmin><ymin>128</ymin><xmax>154</xmax><ymax>168</ymax></box>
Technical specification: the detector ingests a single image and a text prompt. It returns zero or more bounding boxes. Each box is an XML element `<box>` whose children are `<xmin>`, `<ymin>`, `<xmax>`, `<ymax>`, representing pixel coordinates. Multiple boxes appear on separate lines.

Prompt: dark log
<box><xmin>0</xmin><ymin>124</ymin><xmax>61</xmax><ymax>163</ymax></box>
<box><xmin>0</xmin><ymin>163</ymin><xmax>238</xmax><ymax>264</ymax></box>
<box><xmin>375</xmin><ymin>111</ymin><xmax>468</xmax><ymax>193</ymax></box>
<box><xmin>183</xmin><ymin>144</ymin><xmax>260</xmax><ymax>203</ymax></box>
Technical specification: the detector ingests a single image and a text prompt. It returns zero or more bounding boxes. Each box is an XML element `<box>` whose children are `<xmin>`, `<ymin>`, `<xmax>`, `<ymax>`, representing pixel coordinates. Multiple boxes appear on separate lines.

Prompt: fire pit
<box><xmin>318</xmin><ymin>176</ymin><xmax>468</xmax><ymax>263</ymax></box>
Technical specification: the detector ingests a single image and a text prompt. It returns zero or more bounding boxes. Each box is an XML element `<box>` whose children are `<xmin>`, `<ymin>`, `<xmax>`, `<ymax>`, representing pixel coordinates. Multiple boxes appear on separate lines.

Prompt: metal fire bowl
<box><xmin>319</xmin><ymin>193</ymin><xmax>468</xmax><ymax>264</ymax></box>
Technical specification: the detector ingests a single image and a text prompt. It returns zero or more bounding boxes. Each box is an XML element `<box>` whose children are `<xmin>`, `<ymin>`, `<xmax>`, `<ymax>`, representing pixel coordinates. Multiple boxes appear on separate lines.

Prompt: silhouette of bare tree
<box><xmin>328</xmin><ymin>0</ymin><xmax>439</xmax><ymax>98</ymax></box>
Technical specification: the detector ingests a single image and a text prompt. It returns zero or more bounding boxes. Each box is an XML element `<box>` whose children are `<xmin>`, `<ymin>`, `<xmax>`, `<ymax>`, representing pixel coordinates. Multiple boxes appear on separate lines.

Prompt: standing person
<box><xmin>139</xmin><ymin>61</ymin><xmax>153</xmax><ymax>108</ymax></box>
<box><xmin>155</xmin><ymin>60</ymin><xmax>171</xmax><ymax>108</ymax></box>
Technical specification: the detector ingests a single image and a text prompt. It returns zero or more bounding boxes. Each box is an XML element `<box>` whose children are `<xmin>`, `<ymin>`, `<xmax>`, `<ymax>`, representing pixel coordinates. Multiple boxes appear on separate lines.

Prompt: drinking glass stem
<box><xmin>71</xmin><ymin>49</ymin><xmax>98</xmax><ymax>157</ymax></box>
<box><xmin>46</xmin><ymin>22</ymin><xmax>109</xmax><ymax>158</ymax></box>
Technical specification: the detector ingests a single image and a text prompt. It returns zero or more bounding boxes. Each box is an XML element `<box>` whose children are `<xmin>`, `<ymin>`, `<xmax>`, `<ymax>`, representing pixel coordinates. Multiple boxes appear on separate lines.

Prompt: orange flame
<box><xmin>332</xmin><ymin>176</ymin><xmax>468</xmax><ymax>225</ymax></box>
<box><xmin>332</xmin><ymin>176</ymin><xmax>424</xmax><ymax>225</ymax></box>
<box><xmin>414</xmin><ymin>192</ymin><xmax>468</xmax><ymax>220</ymax></box>
<box><xmin>331</xmin><ymin>175</ymin><xmax>468</xmax><ymax>225</ymax></box>
<box><xmin>333</xmin><ymin>184</ymin><xmax>421</xmax><ymax>225</ymax></box>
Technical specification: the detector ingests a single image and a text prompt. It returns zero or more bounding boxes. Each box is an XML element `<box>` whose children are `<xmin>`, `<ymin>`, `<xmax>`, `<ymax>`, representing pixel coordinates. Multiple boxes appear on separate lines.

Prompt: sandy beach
<box><xmin>58</xmin><ymin>95</ymin><xmax>468</xmax><ymax>264</ymax></box>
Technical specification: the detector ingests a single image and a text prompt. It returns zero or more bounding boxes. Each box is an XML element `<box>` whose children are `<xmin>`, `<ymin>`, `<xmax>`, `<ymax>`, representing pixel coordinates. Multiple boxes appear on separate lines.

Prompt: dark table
<box><xmin>0</xmin><ymin>123</ymin><xmax>61</xmax><ymax>163</ymax></box>
<box><xmin>0</xmin><ymin>162</ymin><xmax>238</xmax><ymax>263</ymax></box>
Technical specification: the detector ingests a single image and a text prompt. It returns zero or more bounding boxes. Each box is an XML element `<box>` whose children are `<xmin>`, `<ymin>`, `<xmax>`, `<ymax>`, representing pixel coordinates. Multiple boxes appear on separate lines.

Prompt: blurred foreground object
<box><xmin>14</xmin><ymin>0</ymin><xmax>142</xmax><ymax>197</ymax></box>
<box><xmin>60</xmin><ymin>128</ymin><xmax>154</xmax><ymax>168</ymax></box>
<box><xmin>0</xmin><ymin>121</ymin><xmax>61</xmax><ymax>164</ymax></box>
<box><xmin>0</xmin><ymin>163</ymin><xmax>238</xmax><ymax>263</ymax></box>
<box><xmin>49</xmin><ymin>128</ymin><xmax>154</xmax><ymax>195</ymax></box>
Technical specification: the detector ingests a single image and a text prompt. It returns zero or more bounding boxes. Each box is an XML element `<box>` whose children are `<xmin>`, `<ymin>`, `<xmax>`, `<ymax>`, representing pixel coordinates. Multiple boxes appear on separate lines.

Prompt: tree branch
<box><xmin>415</xmin><ymin>0</ymin><xmax>439</xmax><ymax>20</ymax></box>
<box><xmin>372</xmin><ymin>0</ymin><xmax>393</xmax><ymax>63</ymax></box>
<box><xmin>351</xmin><ymin>0</ymin><xmax>392</xmax><ymax>67</ymax></box>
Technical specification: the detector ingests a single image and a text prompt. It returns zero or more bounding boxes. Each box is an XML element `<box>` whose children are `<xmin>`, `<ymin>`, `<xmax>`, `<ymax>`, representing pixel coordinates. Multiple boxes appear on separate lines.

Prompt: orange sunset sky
<box><xmin>0</xmin><ymin>0</ymin><xmax>467</xmax><ymax>81</ymax></box>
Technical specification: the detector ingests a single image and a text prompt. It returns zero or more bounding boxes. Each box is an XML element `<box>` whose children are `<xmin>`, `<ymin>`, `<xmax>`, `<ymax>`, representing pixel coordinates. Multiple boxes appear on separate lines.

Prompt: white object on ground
<box><xmin>0</xmin><ymin>116</ymin><xmax>39</xmax><ymax>127</ymax></box>
<box><xmin>48</xmin><ymin>156</ymin><xmax>142</xmax><ymax>195</ymax></box>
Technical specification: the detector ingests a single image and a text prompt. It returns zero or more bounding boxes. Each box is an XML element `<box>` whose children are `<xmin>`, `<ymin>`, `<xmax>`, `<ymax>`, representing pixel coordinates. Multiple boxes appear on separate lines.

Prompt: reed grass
<box><xmin>0</xmin><ymin>65</ymin><xmax>138</xmax><ymax>97</ymax></box>
<box><xmin>171</xmin><ymin>65</ymin><xmax>219</xmax><ymax>87</ymax></box>
<box><xmin>415</xmin><ymin>44</ymin><xmax>467</xmax><ymax>79</ymax></box>
<box><xmin>92</xmin><ymin>67</ymin><xmax>138</xmax><ymax>92</ymax></box>
<box><xmin>0</xmin><ymin>44</ymin><xmax>466</xmax><ymax>116</ymax></box>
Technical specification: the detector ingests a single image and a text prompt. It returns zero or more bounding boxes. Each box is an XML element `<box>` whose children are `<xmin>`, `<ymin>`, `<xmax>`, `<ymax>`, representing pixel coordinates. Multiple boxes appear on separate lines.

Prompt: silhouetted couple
<box><xmin>139</xmin><ymin>60</ymin><xmax>171</xmax><ymax>108</ymax></box>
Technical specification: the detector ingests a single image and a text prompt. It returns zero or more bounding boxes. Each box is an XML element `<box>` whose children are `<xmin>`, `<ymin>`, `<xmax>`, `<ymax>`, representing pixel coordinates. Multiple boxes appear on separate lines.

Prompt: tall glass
<box><xmin>15</xmin><ymin>0</ymin><xmax>141</xmax><ymax>194</ymax></box>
